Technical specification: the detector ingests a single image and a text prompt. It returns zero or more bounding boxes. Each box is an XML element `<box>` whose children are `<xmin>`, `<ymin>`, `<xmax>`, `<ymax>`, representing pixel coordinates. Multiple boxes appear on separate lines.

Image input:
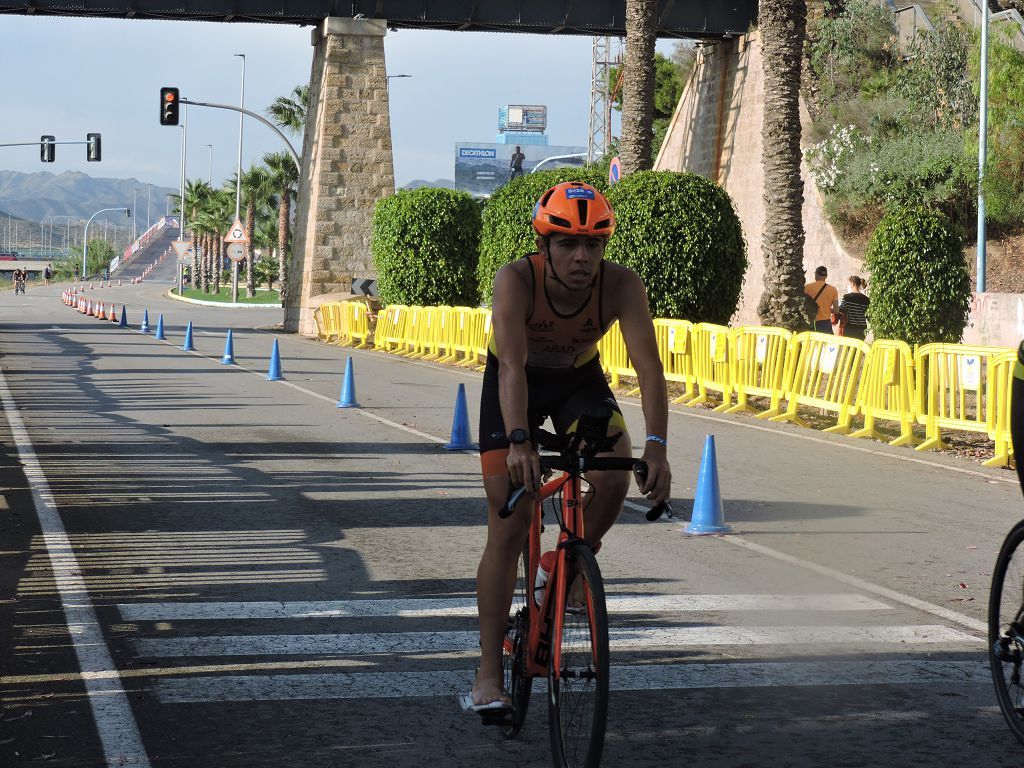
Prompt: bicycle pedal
<box><xmin>479</xmin><ymin>710</ymin><xmax>512</xmax><ymax>727</ymax></box>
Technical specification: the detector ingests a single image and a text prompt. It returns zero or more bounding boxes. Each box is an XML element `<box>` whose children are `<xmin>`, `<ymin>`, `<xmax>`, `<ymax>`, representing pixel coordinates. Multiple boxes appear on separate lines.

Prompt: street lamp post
<box><xmin>231</xmin><ymin>53</ymin><xmax>246</xmax><ymax>305</ymax></box>
<box><xmin>977</xmin><ymin>2</ymin><xmax>989</xmax><ymax>293</ymax></box>
<box><xmin>132</xmin><ymin>188</ymin><xmax>139</xmax><ymax>243</ymax></box>
<box><xmin>206</xmin><ymin>144</ymin><xmax>213</xmax><ymax>184</ymax></box>
<box><xmin>82</xmin><ymin>207</ymin><xmax>129</xmax><ymax>280</ymax></box>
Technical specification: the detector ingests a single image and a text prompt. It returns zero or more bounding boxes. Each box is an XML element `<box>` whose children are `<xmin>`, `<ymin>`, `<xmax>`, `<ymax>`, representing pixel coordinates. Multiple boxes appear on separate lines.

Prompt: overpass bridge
<box><xmin>0</xmin><ymin>0</ymin><xmax>757</xmax><ymax>335</ymax></box>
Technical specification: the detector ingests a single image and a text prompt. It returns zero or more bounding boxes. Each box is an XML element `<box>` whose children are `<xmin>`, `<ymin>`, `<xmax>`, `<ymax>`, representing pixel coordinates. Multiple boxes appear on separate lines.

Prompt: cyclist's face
<box><xmin>540</xmin><ymin>234</ymin><xmax>608</xmax><ymax>290</ymax></box>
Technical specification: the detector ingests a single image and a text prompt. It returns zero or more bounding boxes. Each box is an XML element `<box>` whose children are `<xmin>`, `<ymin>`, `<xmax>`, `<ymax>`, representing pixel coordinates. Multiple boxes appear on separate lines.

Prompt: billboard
<box><xmin>455</xmin><ymin>142</ymin><xmax>587</xmax><ymax>197</ymax></box>
<box><xmin>498</xmin><ymin>105</ymin><xmax>547</xmax><ymax>133</ymax></box>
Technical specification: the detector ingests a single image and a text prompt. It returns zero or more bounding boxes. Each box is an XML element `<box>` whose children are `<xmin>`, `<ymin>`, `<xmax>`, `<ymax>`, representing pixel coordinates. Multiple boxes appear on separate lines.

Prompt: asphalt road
<box><xmin>1</xmin><ymin>279</ymin><xmax>1022</xmax><ymax>767</ymax></box>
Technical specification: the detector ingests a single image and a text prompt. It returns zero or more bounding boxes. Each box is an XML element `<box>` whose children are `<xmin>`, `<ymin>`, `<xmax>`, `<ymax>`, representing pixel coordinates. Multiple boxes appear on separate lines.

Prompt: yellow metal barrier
<box><xmin>373</xmin><ymin>305</ymin><xmax>408</xmax><ymax>352</ymax></box>
<box><xmin>849</xmin><ymin>339</ymin><xmax>918</xmax><ymax>447</ymax></box>
<box><xmin>344</xmin><ymin>301</ymin><xmax>372</xmax><ymax>349</ymax></box>
<box><xmin>597</xmin><ymin>321</ymin><xmax>638</xmax><ymax>391</ymax></box>
<box><xmin>686</xmin><ymin>323</ymin><xmax>734</xmax><ymax>412</ymax></box>
<box><xmin>653</xmin><ymin>319</ymin><xmax>696</xmax><ymax>404</ymax></box>
<box><xmin>770</xmin><ymin>332</ymin><xmax>869</xmax><ymax>432</ymax></box>
<box><xmin>397</xmin><ymin>306</ymin><xmax>426</xmax><ymax>356</ymax></box>
<box><xmin>727</xmin><ymin>326</ymin><xmax>792</xmax><ymax>418</ymax></box>
<box><xmin>460</xmin><ymin>308</ymin><xmax>491</xmax><ymax>369</ymax></box>
<box><xmin>318</xmin><ymin>302</ymin><xmax>346</xmax><ymax>345</ymax></box>
<box><xmin>436</xmin><ymin>306</ymin><xmax>476</xmax><ymax>365</ymax></box>
<box><xmin>913</xmin><ymin>343</ymin><xmax>1008</xmax><ymax>451</ymax></box>
<box><xmin>984</xmin><ymin>349</ymin><xmax>1017</xmax><ymax>468</ymax></box>
<box><xmin>312</xmin><ymin>304</ymin><xmax>330</xmax><ymax>343</ymax></box>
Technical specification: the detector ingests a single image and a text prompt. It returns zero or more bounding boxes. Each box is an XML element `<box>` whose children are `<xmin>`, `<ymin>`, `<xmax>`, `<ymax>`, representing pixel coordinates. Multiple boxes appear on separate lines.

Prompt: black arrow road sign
<box><xmin>351</xmin><ymin>278</ymin><xmax>378</xmax><ymax>296</ymax></box>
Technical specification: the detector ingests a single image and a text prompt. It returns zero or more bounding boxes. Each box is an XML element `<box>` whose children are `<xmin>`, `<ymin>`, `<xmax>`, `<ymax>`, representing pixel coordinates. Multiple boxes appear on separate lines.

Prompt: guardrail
<box><xmin>313</xmin><ymin>300</ymin><xmax>1018</xmax><ymax>469</ymax></box>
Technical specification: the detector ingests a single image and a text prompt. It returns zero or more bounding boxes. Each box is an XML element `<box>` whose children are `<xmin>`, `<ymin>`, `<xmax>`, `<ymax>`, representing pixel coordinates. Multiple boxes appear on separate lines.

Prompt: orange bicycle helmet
<box><xmin>532</xmin><ymin>182</ymin><xmax>616</xmax><ymax>238</ymax></box>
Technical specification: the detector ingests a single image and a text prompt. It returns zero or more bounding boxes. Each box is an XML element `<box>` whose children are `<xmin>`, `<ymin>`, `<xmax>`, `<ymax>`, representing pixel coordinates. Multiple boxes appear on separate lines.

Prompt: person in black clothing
<box><xmin>509</xmin><ymin>145</ymin><xmax>526</xmax><ymax>181</ymax></box>
<box><xmin>839</xmin><ymin>275</ymin><xmax>870</xmax><ymax>340</ymax></box>
<box><xmin>1012</xmin><ymin>341</ymin><xmax>1023</xmax><ymax>493</ymax></box>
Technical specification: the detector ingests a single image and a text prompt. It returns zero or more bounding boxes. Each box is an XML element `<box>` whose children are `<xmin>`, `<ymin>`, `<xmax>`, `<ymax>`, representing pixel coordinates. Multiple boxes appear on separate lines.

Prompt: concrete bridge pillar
<box><xmin>285</xmin><ymin>17</ymin><xmax>395</xmax><ymax>335</ymax></box>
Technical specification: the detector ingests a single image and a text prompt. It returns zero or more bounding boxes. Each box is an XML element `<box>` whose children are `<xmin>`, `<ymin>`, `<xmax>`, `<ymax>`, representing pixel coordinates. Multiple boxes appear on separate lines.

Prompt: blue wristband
<box><xmin>646</xmin><ymin>435</ymin><xmax>667</xmax><ymax>446</ymax></box>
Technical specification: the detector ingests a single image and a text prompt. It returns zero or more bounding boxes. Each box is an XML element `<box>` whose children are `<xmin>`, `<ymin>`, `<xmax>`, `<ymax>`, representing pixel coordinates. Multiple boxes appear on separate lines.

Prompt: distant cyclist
<box><xmin>469</xmin><ymin>181</ymin><xmax>672</xmax><ymax>710</ymax></box>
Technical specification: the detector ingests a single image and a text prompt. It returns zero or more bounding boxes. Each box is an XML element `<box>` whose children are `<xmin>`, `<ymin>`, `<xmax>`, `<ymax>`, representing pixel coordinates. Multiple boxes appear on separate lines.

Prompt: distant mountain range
<box><xmin>401</xmin><ymin>178</ymin><xmax>457</xmax><ymax>190</ymax></box>
<box><xmin>0</xmin><ymin>170</ymin><xmax>177</xmax><ymax>225</ymax></box>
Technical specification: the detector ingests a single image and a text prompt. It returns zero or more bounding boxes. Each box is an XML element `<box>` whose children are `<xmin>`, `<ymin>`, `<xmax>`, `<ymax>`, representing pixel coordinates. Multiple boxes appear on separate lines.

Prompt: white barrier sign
<box><xmin>756</xmin><ymin>335</ymin><xmax>768</xmax><ymax>363</ymax></box>
<box><xmin>960</xmin><ymin>356</ymin><xmax>981</xmax><ymax>390</ymax></box>
<box><xmin>820</xmin><ymin>344</ymin><xmax>839</xmax><ymax>374</ymax></box>
<box><xmin>710</xmin><ymin>333</ymin><xmax>718</xmax><ymax>358</ymax></box>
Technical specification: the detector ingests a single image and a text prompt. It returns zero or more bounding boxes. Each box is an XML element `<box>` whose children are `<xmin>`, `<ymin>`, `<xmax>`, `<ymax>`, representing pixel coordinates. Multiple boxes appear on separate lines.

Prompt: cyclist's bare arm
<box><xmin>492</xmin><ymin>262</ymin><xmax>541</xmax><ymax>491</ymax></box>
<box><xmin>606</xmin><ymin>265</ymin><xmax>671</xmax><ymax>504</ymax></box>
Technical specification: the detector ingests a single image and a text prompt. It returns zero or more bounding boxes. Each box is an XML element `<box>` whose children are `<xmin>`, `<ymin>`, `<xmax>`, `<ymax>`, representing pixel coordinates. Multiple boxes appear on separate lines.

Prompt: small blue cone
<box><xmin>182</xmin><ymin>321</ymin><xmax>196</xmax><ymax>351</ymax></box>
<box><xmin>444</xmin><ymin>382</ymin><xmax>477</xmax><ymax>451</ymax></box>
<box><xmin>337</xmin><ymin>356</ymin><xmax>359</xmax><ymax>408</ymax></box>
<box><xmin>154</xmin><ymin>314</ymin><xmax>166</xmax><ymax>340</ymax></box>
<box><xmin>267</xmin><ymin>339</ymin><xmax>283</xmax><ymax>381</ymax></box>
<box><xmin>685</xmin><ymin>435</ymin><xmax>731</xmax><ymax>535</ymax></box>
<box><xmin>221</xmin><ymin>329</ymin><xmax>236</xmax><ymax>365</ymax></box>
<box><xmin>119</xmin><ymin>305</ymin><xmax>128</xmax><ymax>328</ymax></box>
<box><xmin>140</xmin><ymin>308</ymin><xmax>150</xmax><ymax>333</ymax></box>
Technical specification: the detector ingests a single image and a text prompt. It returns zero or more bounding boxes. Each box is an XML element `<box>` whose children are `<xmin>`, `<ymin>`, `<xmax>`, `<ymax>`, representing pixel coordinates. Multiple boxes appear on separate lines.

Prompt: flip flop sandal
<box><xmin>458</xmin><ymin>693</ymin><xmax>512</xmax><ymax>714</ymax></box>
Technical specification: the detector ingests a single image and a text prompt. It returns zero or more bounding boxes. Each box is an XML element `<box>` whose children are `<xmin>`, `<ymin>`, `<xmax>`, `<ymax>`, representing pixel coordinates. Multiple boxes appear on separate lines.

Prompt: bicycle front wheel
<box><xmin>547</xmin><ymin>541</ymin><xmax>609</xmax><ymax>768</ymax></box>
<box><xmin>502</xmin><ymin>543</ymin><xmax>533</xmax><ymax>738</ymax></box>
<box><xmin>990</xmin><ymin>519</ymin><xmax>1024</xmax><ymax>745</ymax></box>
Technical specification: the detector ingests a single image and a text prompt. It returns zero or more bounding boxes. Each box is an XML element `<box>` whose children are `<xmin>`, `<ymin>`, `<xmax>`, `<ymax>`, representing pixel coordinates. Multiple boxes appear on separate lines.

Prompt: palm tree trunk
<box><xmin>213</xmin><ymin>234</ymin><xmax>222</xmax><ymax>294</ymax></box>
<box><xmin>278</xmin><ymin>189</ymin><xmax>290</xmax><ymax>303</ymax></box>
<box><xmin>201</xmin><ymin>234</ymin><xmax>210</xmax><ymax>293</ymax></box>
<box><xmin>192</xmin><ymin>233</ymin><xmax>201</xmax><ymax>292</ymax></box>
<box><xmin>758</xmin><ymin>0</ymin><xmax>809</xmax><ymax>331</ymax></box>
<box><xmin>620</xmin><ymin>0</ymin><xmax>658</xmax><ymax>174</ymax></box>
<box><xmin>245</xmin><ymin>200</ymin><xmax>257</xmax><ymax>298</ymax></box>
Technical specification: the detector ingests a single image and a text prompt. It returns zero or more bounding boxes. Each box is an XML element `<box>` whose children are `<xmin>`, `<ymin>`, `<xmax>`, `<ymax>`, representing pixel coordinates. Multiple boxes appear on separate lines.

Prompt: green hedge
<box><xmin>477</xmin><ymin>167</ymin><xmax>609</xmax><ymax>304</ymax></box>
<box><xmin>604</xmin><ymin>171</ymin><xmax>746</xmax><ymax>322</ymax></box>
<box><xmin>865</xmin><ymin>206</ymin><xmax>970</xmax><ymax>345</ymax></box>
<box><xmin>371</xmin><ymin>188</ymin><xmax>480</xmax><ymax>306</ymax></box>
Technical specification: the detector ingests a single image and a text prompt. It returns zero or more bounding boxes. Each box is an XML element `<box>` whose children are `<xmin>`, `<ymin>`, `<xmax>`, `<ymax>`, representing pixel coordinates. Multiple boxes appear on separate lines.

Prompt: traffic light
<box><xmin>40</xmin><ymin>135</ymin><xmax>55</xmax><ymax>163</ymax></box>
<box><xmin>87</xmin><ymin>133</ymin><xmax>101</xmax><ymax>162</ymax></box>
<box><xmin>160</xmin><ymin>87</ymin><xmax>180</xmax><ymax>126</ymax></box>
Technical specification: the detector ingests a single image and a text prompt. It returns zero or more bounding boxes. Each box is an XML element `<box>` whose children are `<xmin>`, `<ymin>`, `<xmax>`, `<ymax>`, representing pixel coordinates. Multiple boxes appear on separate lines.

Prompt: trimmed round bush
<box><xmin>865</xmin><ymin>206</ymin><xmax>970</xmax><ymax>344</ymax></box>
<box><xmin>371</xmin><ymin>187</ymin><xmax>480</xmax><ymax>306</ymax></box>
<box><xmin>604</xmin><ymin>170</ymin><xmax>746</xmax><ymax>322</ymax></box>
<box><xmin>477</xmin><ymin>167</ymin><xmax>609</xmax><ymax>304</ymax></box>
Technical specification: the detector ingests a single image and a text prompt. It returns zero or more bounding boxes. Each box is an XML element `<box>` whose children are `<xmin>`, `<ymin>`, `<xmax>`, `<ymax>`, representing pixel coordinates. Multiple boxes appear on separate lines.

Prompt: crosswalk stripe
<box><xmin>133</xmin><ymin>624</ymin><xmax>975</xmax><ymax>658</ymax></box>
<box><xmin>117</xmin><ymin>593</ymin><xmax>891</xmax><ymax>621</ymax></box>
<box><xmin>149</xmin><ymin>660</ymin><xmax>990</xmax><ymax>704</ymax></box>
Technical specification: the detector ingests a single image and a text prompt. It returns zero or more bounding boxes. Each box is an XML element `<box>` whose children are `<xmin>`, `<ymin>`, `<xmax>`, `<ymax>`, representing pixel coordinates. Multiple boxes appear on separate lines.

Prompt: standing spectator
<box><xmin>839</xmin><ymin>275</ymin><xmax>870</xmax><ymax>340</ymax></box>
<box><xmin>509</xmin><ymin>145</ymin><xmax>526</xmax><ymax>181</ymax></box>
<box><xmin>804</xmin><ymin>266</ymin><xmax>840</xmax><ymax>334</ymax></box>
<box><xmin>43</xmin><ymin>263</ymin><xmax>52</xmax><ymax>286</ymax></box>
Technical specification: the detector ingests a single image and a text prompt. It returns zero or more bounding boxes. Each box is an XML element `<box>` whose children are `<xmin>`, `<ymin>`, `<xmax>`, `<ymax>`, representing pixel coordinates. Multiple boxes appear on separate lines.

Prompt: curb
<box><xmin>165</xmin><ymin>289</ymin><xmax>282</xmax><ymax>309</ymax></box>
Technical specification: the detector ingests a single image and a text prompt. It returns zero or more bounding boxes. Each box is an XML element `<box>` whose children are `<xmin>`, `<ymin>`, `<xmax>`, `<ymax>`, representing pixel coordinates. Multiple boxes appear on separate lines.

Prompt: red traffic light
<box><xmin>165</xmin><ymin>92</ymin><xmax>176</xmax><ymax>102</ymax></box>
<box><xmin>160</xmin><ymin>87</ymin><xmax>180</xmax><ymax>126</ymax></box>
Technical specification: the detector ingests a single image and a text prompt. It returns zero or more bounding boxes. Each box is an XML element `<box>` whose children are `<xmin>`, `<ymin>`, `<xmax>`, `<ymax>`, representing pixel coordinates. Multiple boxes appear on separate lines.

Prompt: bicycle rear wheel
<box><xmin>502</xmin><ymin>544</ymin><xmax>533</xmax><ymax>738</ymax></box>
<box><xmin>547</xmin><ymin>541</ymin><xmax>609</xmax><ymax>768</ymax></box>
<box><xmin>990</xmin><ymin>519</ymin><xmax>1024</xmax><ymax>745</ymax></box>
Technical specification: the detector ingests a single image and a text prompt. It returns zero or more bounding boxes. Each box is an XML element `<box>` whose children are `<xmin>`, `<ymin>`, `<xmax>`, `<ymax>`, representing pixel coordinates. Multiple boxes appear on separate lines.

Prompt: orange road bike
<box><xmin>989</xmin><ymin>346</ymin><xmax>1024</xmax><ymax>743</ymax></box>
<box><xmin>493</xmin><ymin>410</ymin><xmax>670</xmax><ymax>768</ymax></box>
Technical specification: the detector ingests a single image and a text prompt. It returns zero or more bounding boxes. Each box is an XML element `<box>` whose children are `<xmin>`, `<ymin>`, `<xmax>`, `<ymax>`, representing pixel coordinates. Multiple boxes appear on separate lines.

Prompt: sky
<box><xmin>2</xmin><ymin>16</ymin><xmax>684</xmax><ymax>192</ymax></box>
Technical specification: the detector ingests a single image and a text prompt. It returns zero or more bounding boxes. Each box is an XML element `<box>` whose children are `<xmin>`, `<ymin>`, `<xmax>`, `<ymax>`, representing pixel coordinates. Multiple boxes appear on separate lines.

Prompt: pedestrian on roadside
<box><xmin>804</xmin><ymin>266</ymin><xmax>840</xmax><ymax>334</ymax></box>
<box><xmin>43</xmin><ymin>263</ymin><xmax>52</xmax><ymax>286</ymax></box>
<box><xmin>839</xmin><ymin>275</ymin><xmax>870</xmax><ymax>340</ymax></box>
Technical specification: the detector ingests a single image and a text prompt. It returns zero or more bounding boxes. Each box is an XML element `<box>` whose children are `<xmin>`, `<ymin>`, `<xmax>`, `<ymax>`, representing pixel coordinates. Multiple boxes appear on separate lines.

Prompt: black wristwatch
<box><xmin>507</xmin><ymin>428</ymin><xmax>530</xmax><ymax>446</ymax></box>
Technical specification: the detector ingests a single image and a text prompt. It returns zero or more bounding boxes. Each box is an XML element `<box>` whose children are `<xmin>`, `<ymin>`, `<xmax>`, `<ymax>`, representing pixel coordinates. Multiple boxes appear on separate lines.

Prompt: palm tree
<box><xmin>184</xmin><ymin>179</ymin><xmax>212</xmax><ymax>291</ymax></box>
<box><xmin>757</xmin><ymin>0</ymin><xmax>809</xmax><ymax>331</ymax></box>
<box><xmin>267</xmin><ymin>85</ymin><xmax>309</xmax><ymax>136</ymax></box>
<box><xmin>239</xmin><ymin>166</ymin><xmax>272</xmax><ymax>298</ymax></box>
<box><xmin>209</xmin><ymin>187</ymin><xmax>236</xmax><ymax>294</ymax></box>
<box><xmin>620</xmin><ymin>0</ymin><xmax>658</xmax><ymax>174</ymax></box>
<box><xmin>263</xmin><ymin>151</ymin><xmax>299</xmax><ymax>303</ymax></box>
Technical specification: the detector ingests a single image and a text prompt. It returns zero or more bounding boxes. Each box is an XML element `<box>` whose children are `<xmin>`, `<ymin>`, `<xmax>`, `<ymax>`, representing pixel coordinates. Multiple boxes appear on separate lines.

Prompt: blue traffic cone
<box><xmin>221</xmin><ymin>329</ymin><xmax>235</xmax><ymax>365</ymax></box>
<box><xmin>119</xmin><ymin>305</ymin><xmax>128</xmax><ymax>327</ymax></box>
<box><xmin>337</xmin><ymin>356</ymin><xmax>359</xmax><ymax>408</ymax></box>
<box><xmin>141</xmin><ymin>308</ymin><xmax>150</xmax><ymax>333</ymax></box>
<box><xmin>182</xmin><ymin>321</ymin><xmax>196</xmax><ymax>351</ymax></box>
<box><xmin>444</xmin><ymin>382</ymin><xmax>477</xmax><ymax>451</ymax></box>
<box><xmin>685</xmin><ymin>435</ymin><xmax>731</xmax><ymax>535</ymax></box>
<box><xmin>154</xmin><ymin>314</ymin><xmax>166</xmax><ymax>340</ymax></box>
<box><xmin>267</xmin><ymin>339</ymin><xmax>283</xmax><ymax>381</ymax></box>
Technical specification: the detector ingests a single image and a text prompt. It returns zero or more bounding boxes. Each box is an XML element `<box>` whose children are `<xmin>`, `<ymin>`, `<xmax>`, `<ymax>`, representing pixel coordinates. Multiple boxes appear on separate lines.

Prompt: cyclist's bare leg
<box><xmin>472</xmin><ymin>472</ymin><xmax>531</xmax><ymax>706</ymax></box>
<box><xmin>582</xmin><ymin>426</ymin><xmax>632</xmax><ymax>546</ymax></box>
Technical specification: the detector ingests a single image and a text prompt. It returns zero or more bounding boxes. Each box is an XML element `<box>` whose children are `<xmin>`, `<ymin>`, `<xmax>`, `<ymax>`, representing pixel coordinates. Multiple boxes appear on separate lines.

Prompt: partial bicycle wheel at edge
<box><xmin>502</xmin><ymin>544</ymin><xmax>533</xmax><ymax>738</ymax></box>
<box><xmin>548</xmin><ymin>541</ymin><xmax>609</xmax><ymax>768</ymax></box>
<box><xmin>989</xmin><ymin>518</ymin><xmax>1024</xmax><ymax>745</ymax></box>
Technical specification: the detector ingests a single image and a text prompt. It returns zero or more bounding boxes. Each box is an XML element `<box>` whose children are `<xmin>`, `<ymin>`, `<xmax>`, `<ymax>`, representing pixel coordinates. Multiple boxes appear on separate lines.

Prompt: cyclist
<box><xmin>468</xmin><ymin>181</ymin><xmax>672</xmax><ymax>711</ymax></box>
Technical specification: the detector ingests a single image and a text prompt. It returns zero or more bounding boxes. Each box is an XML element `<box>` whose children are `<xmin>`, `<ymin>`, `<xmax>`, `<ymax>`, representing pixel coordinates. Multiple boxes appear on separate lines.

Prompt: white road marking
<box><xmin>117</xmin><ymin>593</ymin><xmax>890</xmax><ymax>621</ymax></box>
<box><xmin>722</xmin><ymin>536</ymin><xmax>987</xmax><ymax>634</ymax></box>
<box><xmin>133</xmin><ymin>624</ymin><xmax>974</xmax><ymax>658</ymax></box>
<box><xmin>150</xmin><ymin>659</ymin><xmax>990</xmax><ymax>704</ymax></box>
<box><xmin>0</xmin><ymin>365</ymin><xmax>151</xmax><ymax>766</ymax></box>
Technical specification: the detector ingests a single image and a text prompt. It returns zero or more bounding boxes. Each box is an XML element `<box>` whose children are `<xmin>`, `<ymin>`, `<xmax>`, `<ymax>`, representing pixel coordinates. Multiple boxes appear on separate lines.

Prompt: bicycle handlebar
<box><xmin>499</xmin><ymin>456</ymin><xmax>673</xmax><ymax>521</ymax></box>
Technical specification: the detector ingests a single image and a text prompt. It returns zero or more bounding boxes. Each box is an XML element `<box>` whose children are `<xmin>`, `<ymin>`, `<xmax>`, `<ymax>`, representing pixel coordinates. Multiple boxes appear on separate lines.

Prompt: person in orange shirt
<box><xmin>805</xmin><ymin>265</ymin><xmax>841</xmax><ymax>334</ymax></box>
